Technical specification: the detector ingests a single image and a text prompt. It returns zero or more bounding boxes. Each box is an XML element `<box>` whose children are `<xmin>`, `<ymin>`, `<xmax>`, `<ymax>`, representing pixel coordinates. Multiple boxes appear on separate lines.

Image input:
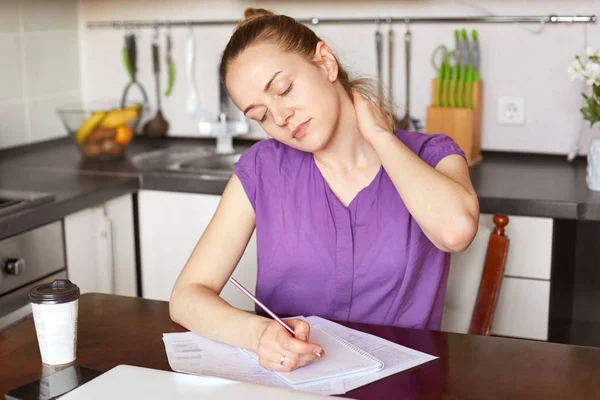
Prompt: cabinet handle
<box><xmin>104</xmin><ymin>216</ymin><xmax>116</xmax><ymax>294</ymax></box>
<box><xmin>96</xmin><ymin>210</ymin><xmax>116</xmax><ymax>294</ymax></box>
<box><xmin>4</xmin><ymin>258</ymin><xmax>25</xmax><ymax>276</ymax></box>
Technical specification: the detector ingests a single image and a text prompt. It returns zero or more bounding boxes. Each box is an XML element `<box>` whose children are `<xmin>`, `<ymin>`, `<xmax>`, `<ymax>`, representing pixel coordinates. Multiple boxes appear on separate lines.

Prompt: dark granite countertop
<box><xmin>0</xmin><ymin>166</ymin><xmax>138</xmax><ymax>240</ymax></box>
<box><xmin>470</xmin><ymin>151</ymin><xmax>599</xmax><ymax>220</ymax></box>
<box><xmin>1</xmin><ymin>136</ymin><xmax>599</xmax><ymax>241</ymax></box>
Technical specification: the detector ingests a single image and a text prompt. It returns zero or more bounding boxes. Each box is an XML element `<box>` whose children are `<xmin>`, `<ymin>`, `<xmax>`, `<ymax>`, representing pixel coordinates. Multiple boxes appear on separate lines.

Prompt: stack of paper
<box><xmin>162</xmin><ymin>316</ymin><xmax>437</xmax><ymax>395</ymax></box>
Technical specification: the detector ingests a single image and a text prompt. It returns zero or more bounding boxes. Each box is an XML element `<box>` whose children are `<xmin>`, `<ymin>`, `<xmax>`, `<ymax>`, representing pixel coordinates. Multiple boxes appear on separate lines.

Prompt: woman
<box><xmin>170</xmin><ymin>8</ymin><xmax>479</xmax><ymax>373</ymax></box>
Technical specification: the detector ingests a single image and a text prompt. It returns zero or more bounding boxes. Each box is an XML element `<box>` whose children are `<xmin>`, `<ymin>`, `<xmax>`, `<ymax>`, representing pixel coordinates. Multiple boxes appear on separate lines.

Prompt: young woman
<box><xmin>170</xmin><ymin>8</ymin><xmax>479</xmax><ymax>373</ymax></box>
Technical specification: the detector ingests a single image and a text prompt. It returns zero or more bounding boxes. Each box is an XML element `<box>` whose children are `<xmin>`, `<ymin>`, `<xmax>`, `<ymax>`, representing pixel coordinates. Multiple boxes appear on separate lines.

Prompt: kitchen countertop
<box><xmin>1</xmin><ymin>135</ymin><xmax>600</xmax><ymax>241</ymax></box>
<box><xmin>470</xmin><ymin>151</ymin><xmax>600</xmax><ymax>220</ymax></box>
<box><xmin>0</xmin><ymin>136</ymin><xmax>240</xmax><ymax>195</ymax></box>
<box><xmin>0</xmin><ymin>166</ymin><xmax>138</xmax><ymax>240</ymax></box>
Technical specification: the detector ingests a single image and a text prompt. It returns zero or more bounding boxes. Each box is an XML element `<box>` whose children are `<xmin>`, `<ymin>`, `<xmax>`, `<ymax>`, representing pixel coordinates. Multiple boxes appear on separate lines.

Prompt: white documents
<box><xmin>162</xmin><ymin>316</ymin><xmax>438</xmax><ymax>395</ymax></box>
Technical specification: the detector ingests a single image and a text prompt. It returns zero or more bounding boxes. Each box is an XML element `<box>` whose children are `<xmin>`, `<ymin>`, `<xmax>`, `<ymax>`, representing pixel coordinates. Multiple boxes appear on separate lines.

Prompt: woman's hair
<box><xmin>219</xmin><ymin>8</ymin><xmax>389</xmax><ymax>110</ymax></box>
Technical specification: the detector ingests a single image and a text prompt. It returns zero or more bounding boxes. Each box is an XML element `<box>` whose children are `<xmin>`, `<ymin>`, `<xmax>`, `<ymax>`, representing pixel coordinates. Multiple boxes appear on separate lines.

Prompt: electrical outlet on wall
<box><xmin>497</xmin><ymin>96</ymin><xmax>526</xmax><ymax>125</ymax></box>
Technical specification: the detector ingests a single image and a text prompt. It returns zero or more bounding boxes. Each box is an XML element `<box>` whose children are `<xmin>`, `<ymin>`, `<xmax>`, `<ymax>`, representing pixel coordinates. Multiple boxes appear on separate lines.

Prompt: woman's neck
<box><xmin>313</xmin><ymin>86</ymin><xmax>380</xmax><ymax>173</ymax></box>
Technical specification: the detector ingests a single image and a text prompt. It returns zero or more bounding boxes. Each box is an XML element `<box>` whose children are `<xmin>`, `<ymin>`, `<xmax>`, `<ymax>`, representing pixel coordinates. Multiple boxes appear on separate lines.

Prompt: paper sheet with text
<box><xmin>162</xmin><ymin>316</ymin><xmax>437</xmax><ymax>395</ymax></box>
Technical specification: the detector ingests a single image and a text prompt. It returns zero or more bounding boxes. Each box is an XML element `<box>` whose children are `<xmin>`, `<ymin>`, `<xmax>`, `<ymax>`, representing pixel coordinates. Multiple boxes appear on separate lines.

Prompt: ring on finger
<box><xmin>280</xmin><ymin>354</ymin><xmax>286</xmax><ymax>366</ymax></box>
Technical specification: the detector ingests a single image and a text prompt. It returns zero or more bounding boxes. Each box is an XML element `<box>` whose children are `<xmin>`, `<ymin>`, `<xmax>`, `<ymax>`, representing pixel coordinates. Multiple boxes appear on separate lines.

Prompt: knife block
<box><xmin>425</xmin><ymin>79</ymin><xmax>483</xmax><ymax>166</ymax></box>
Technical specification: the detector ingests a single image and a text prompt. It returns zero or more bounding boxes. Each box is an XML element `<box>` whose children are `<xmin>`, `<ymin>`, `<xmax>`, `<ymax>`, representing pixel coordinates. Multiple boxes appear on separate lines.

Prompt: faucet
<box><xmin>216</xmin><ymin>77</ymin><xmax>235</xmax><ymax>155</ymax></box>
<box><xmin>198</xmin><ymin>74</ymin><xmax>250</xmax><ymax>155</ymax></box>
<box><xmin>216</xmin><ymin>112</ymin><xmax>234</xmax><ymax>155</ymax></box>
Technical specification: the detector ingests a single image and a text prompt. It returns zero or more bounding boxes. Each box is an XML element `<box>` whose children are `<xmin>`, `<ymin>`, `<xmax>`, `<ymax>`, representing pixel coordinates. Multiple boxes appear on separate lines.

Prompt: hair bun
<box><xmin>242</xmin><ymin>7</ymin><xmax>275</xmax><ymax>22</ymax></box>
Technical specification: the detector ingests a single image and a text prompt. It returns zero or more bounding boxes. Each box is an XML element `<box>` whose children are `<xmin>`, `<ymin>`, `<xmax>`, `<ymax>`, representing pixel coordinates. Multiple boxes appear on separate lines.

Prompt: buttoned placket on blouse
<box><xmin>318</xmin><ymin>163</ymin><xmax>381</xmax><ymax>323</ymax></box>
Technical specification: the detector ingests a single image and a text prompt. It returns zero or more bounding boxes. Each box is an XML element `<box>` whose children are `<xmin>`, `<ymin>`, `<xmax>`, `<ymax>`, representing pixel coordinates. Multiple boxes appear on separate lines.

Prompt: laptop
<box><xmin>58</xmin><ymin>365</ymin><xmax>351</xmax><ymax>399</ymax></box>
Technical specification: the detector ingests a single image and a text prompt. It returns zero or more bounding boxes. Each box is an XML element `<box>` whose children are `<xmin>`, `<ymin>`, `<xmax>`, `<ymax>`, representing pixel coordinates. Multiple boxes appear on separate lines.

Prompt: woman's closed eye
<box><xmin>278</xmin><ymin>82</ymin><xmax>293</xmax><ymax>97</ymax></box>
<box><xmin>259</xmin><ymin>83</ymin><xmax>294</xmax><ymax>123</ymax></box>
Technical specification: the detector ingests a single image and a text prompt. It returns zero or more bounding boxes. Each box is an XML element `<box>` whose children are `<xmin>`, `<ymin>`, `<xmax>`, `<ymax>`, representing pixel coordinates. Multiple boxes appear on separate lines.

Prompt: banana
<box><xmin>76</xmin><ymin>111</ymin><xmax>106</xmax><ymax>144</ymax></box>
<box><xmin>99</xmin><ymin>105</ymin><xmax>139</xmax><ymax>129</ymax></box>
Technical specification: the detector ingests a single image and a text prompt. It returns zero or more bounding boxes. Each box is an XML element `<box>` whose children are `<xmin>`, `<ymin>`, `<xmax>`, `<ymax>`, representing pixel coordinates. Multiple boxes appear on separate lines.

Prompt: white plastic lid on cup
<box><xmin>29</xmin><ymin>279</ymin><xmax>80</xmax><ymax>365</ymax></box>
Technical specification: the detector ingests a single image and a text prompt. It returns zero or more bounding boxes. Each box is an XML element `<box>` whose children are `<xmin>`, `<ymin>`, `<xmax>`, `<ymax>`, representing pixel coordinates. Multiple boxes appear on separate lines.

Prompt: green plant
<box><xmin>569</xmin><ymin>48</ymin><xmax>600</xmax><ymax>127</ymax></box>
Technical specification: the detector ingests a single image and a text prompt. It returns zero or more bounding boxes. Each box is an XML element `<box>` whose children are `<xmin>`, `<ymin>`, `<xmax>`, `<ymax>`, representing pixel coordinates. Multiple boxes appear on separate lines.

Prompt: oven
<box><xmin>0</xmin><ymin>221</ymin><xmax>67</xmax><ymax>331</ymax></box>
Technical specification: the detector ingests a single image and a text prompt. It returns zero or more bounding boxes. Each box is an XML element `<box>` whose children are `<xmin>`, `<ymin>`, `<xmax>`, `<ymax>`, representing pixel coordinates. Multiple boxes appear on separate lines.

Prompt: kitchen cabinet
<box><xmin>445</xmin><ymin>213</ymin><xmax>553</xmax><ymax>341</ymax></box>
<box><xmin>64</xmin><ymin>194</ymin><xmax>137</xmax><ymax>297</ymax></box>
<box><xmin>138</xmin><ymin>190</ymin><xmax>257</xmax><ymax>311</ymax></box>
<box><xmin>138</xmin><ymin>192</ymin><xmax>554</xmax><ymax>340</ymax></box>
<box><xmin>491</xmin><ymin>277</ymin><xmax>550</xmax><ymax>340</ymax></box>
<box><xmin>479</xmin><ymin>214</ymin><xmax>553</xmax><ymax>280</ymax></box>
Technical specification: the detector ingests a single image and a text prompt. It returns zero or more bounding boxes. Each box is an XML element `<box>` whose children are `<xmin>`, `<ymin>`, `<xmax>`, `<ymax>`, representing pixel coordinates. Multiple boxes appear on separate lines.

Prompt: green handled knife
<box><xmin>435</xmin><ymin>46</ymin><xmax>448</xmax><ymax>107</ymax></box>
<box><xmin>463</xmin><ymin>29</ymin><xmax>475</xmax><ymax>109</ymax></box>
<box><xmin>472</xmin><ymin>29</ymin><xmax>481</xmax><ymax>82</ymax></box>
<box><xmin>450</xmin><ymin>30</ymin><xmax>460</xmax><ymax>108</ymax></box>
<box><xmin>457</xmin><ymin>30</ymin><xmax>467</xmax><ymax>108</ymax></box>
<box><xmin>442</xmin><ymin>52</ymin><xmax>451</xmax><ymax>107</ymax></box>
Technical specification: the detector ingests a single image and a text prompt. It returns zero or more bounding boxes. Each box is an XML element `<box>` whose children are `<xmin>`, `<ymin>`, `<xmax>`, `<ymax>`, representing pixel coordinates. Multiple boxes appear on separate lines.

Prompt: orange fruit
<box><xmin>115</xmin><ymin>124</ymin><xmax>133</xmax><ymax>145</ymax></box>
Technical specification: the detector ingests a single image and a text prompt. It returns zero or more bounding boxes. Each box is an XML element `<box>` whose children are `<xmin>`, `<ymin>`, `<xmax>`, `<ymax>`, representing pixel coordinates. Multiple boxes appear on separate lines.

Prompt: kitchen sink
<box><xmin>176</xmin><ymin>153</ymin><xmax>241</xmax><ymax>172</ymax></box>
<box><xmin>130</xmin><ymin>146</ymin><xmax>244</xmax><ymax>180</ymax></box>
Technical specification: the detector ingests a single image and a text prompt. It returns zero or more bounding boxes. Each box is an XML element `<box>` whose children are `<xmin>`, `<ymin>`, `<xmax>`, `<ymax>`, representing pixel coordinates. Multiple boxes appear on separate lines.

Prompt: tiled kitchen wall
<box><xmin>2</xmin><ymin>0</ymin><xmax>599</xmax><ymax>155</ymax></box>
<box><xmin>80</xmin><ymin>0</ymin><xmax>600</xmax><ymax>156</ymax></box>
<box><xmin>0</xmin><ymin>0</ymin><xmax>80</xmax><ymax>150</ymax></box>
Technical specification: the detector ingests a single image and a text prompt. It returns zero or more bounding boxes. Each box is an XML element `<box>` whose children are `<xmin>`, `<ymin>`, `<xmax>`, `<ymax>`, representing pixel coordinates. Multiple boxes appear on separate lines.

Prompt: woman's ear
<box><xmin>314</xmin><ymin>41</ymin><xmax>338</xmax><ymax>83</ymax></box>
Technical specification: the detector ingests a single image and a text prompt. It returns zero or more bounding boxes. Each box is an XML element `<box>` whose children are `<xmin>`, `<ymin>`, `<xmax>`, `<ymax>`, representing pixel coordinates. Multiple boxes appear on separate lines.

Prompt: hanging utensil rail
<box><xmin>87</xmin><ymin>14</ymin><xmax>596</xmax><ymax>29</ymax></box>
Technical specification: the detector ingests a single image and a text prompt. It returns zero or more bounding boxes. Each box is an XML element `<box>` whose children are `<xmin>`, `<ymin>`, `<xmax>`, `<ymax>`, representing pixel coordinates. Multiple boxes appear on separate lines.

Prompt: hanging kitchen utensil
<box><xmin>375</xmin><ymin>20</ymin><xmax>384</xmax><ymax>104</ymax></box>
<box><xmin>398</xmin><ymin>22</ymin><xmax>413</xmax><ymax>130</ymax></box>
<box><xmin>164</xmin><ymin>27</ymin><xmax>176</xmax><ymax>97</ymax></box>
<box><xmin>387</xmin><ymin>20</ymin><xmax>394</xmax><ymax>114</ymax></box>
<box><xmin>186</xmin><ymin>26</ymin><xmax>204</xmax><ymax>119</ymax></box>
<box><xmin>143</xmin><ymin>28</ymin><xmax>170</xmax><ymax>137</ymax></box>
<box><xmin>405</xmin><ymin>22</ymin><xmax>422</xmax><ymax>131</ymax></box>
<box><xmin>387</xmin><ymin>19</ymin><xmax>400</xmax><ymax>128</ymax></box>
<box><xmin>120</xmin><ymin>32</ymin><xmax>148</xmax><ymax>133</ymax></box>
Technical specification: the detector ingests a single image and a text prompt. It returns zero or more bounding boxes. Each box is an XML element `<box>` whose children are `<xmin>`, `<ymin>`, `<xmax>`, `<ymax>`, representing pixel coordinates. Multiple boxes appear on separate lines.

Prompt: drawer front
<box><xmin>0</xmin><ymin>221</ymin><xmax>65</xmax><ymax>295</ymax></box>
<box><xmin>481</xmin><ymin>214</ymin><xmax>553</xmax><ymax>280</ymax></box>
<box><xmin>491</xmin><ymin>277</ymin><xmax>550</xmax><ymax>341</ymax></box>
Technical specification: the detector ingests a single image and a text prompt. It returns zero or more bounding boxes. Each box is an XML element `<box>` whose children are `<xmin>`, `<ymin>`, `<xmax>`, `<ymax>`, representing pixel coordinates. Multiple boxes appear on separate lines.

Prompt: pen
<box><xmin>229</xmin><ymin>277</ymin><xmax>296</xmax><ymax>336</ymax></box>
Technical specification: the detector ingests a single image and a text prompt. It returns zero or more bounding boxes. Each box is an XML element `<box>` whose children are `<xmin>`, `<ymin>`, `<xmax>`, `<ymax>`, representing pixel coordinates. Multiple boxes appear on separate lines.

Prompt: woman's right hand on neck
<box><xmin>255</xmin><ymin>318</ymin><xmax>324</xmax><ymax>372</ymax></box>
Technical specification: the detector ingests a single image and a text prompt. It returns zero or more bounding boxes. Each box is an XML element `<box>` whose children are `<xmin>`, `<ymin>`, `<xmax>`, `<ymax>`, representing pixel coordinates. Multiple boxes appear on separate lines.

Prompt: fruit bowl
<box><xmin>57</xmin><ymin>102</ymin><xmax>143</xmax><ymax>159</ymax></box>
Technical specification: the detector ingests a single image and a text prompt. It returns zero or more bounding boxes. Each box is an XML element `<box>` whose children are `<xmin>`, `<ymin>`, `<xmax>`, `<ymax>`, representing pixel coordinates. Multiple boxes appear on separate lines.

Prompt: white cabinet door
<box><xmin>64</xmin><ymin>194</ymin><xmax>136</xmax><ymax>297</ymax></box>
<box><xmin>138</xmin><ymin>190</ymin><xmax>258</xmax><ymax>311</ymax></box>
<box><xmin>104</xmin><ymin>194</ymin><xmax>137</xmax><ymax>296</ymax></box>
<box><xmin>445</xmin><ymin>213</ymin><xmax>553</xmax><ymax>340</ymax></box>
<box><xmin>443</xmin><ymin>221</ymin><xmax>491</xmax><ymax>334</ymax></box>
<box><xmin>480</xmin><ymin>213</ymin><xmax>553</xmax><ymax>280</ymax></box>
<box><xmin>491</xmin><ymin>277</ymin><xmax>550</xmax><ymax>341</ymax></box>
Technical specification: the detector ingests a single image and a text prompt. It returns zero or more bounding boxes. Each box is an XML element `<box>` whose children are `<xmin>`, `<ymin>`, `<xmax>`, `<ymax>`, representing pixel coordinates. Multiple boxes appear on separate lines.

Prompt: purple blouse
<box><xmin>234</xmin><ymin>130</ymin><xmax>466</xmax><ymax>330</ymax></box>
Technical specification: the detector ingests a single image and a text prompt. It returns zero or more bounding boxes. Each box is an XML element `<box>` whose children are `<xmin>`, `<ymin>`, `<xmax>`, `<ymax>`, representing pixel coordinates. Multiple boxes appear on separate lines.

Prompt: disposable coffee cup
<box><xmin>28</xmin><ymin>279</ymin><xmax>80</xmax><ymax>365</ymax></box>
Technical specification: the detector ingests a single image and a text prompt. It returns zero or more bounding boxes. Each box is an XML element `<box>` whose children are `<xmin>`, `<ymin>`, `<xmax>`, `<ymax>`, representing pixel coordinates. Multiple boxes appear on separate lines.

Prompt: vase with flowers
<box><xmin>569</xmin><ymin>47</ymin><xmax>600</xmax><ymax>191</ymax></box>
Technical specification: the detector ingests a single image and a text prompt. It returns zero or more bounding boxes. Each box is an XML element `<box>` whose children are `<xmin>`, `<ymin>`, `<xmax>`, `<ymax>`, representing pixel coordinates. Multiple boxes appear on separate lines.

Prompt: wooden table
<box><xmin>1</xmin><ymin>293</ymin><xmax>599</xmax><ymax>399</ymax></box>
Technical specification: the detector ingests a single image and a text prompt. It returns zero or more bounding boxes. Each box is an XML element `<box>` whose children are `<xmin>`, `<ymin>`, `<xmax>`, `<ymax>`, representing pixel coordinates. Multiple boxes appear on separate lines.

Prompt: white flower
<box><xmin>586</xmin><ymin>47</ymin><xmax>600</xmax><ymax>58</ymax></box>
<box><xmin>569</xmin><ymin>58</ymin><xmax>585</xmax><ymax>81</ymax></box>
<box><xmin>584</xmin><ymin>61</ymin><xmax>600</xmax><ymax>86</ymax></box>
